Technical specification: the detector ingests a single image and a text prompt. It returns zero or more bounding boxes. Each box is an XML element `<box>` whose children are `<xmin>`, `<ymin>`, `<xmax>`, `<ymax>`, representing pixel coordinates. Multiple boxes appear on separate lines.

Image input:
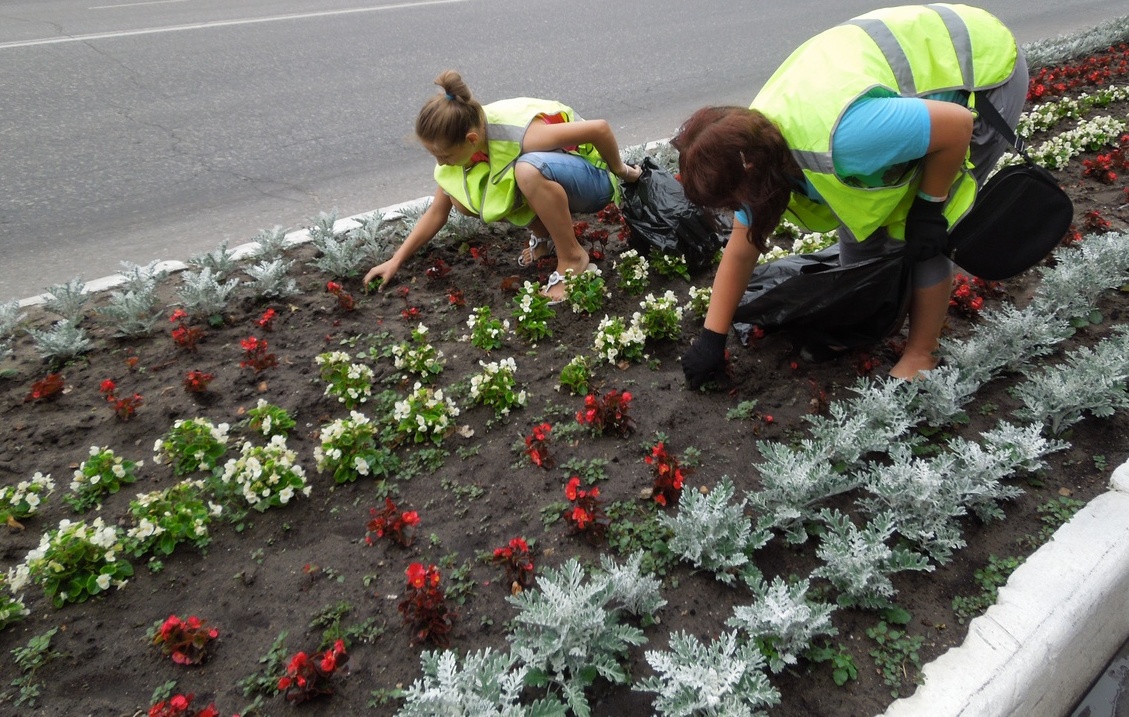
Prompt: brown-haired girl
<box><xmin>363</xmin><ymin>70</ymin><xmax>640</xmax><ymax>302</ymax></box>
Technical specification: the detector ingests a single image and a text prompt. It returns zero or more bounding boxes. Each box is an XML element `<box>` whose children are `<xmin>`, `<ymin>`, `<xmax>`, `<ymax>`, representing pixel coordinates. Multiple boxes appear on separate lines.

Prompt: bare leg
<box><xmin>890</xmin><ymin>272</ymin><xmax>952</xmax><ymax>380</ymax></box>
<box><xmin>514</xmin><ymin>163</ymin><xmax>589</xmax><ymax>299</ymax></box>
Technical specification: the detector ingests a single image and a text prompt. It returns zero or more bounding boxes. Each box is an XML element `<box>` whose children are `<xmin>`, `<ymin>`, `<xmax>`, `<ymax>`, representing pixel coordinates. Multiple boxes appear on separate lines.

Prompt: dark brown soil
<box><xmin>0</xmin><ymin>87</ymin><xmax>1126</xmax><ymax>717</ymax></box>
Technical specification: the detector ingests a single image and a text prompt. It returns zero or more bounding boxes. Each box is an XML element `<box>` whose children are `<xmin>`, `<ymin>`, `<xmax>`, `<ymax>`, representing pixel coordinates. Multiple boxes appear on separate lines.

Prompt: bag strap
<box><xmin>973</xmin><ymin>94</ymin><xmax>1037</xmax><ymax>168</ymax></box>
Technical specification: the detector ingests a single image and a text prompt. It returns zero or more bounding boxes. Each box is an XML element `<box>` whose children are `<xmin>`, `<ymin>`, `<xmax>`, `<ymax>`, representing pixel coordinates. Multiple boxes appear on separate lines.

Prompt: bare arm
<box><xmin>363</xmin><ymin>187</ymin><xmax>452</xmax><ymax>289</ymax></box>
<box><xmin>522</xmin><ymin>117</ymin><xmax>639</xmax><ymax>179</ymax></box>
<box><xmin>704</xmin><ymin>221</ymin><xmax>762</xmax><ymax>335</ymax></box>
<box><xmin>918</xmin><ymin>99</ymin><xmax>974</xmax><ymax>198</ymax></box>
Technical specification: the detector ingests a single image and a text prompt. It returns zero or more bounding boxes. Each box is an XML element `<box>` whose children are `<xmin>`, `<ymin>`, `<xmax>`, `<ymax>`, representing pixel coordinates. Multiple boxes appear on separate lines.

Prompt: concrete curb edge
<box><xmin>880</xmin><ymin>458</ymin><xmax>1129</xmax><ymax>717</ymax></box>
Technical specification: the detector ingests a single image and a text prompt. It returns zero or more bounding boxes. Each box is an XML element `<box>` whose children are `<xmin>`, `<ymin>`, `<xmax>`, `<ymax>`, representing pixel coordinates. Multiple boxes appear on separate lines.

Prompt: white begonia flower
<box><xmin>279</xmin><ymin>487</ymin><xmax>294</xmax><ymax>504</ymax></box>
<box><xmin>111</xmin><ymin>463</ymin><xmax>125</xmax><ymax>478</ymax></box>
<box><xmin>95</xmin><ymin>574</ymin><xmax>112</xmax><ymax>591</ymax></box>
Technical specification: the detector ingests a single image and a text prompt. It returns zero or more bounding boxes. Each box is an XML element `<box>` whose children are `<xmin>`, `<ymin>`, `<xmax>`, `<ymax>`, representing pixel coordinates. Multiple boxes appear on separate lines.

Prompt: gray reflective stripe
<box><xmin>486</xmin><ymin>122</ymin><xmax>524</xmax><ymax>144</ymax></box>
<box><xmin>793</xmin><ymin>148</ymin><xmax>835</xmax><ymax>173</ymax></box>
<box><xmin>847</xmin><ymin>17</ymin><xmax>916</xmax><ymax>96</ymax></box>
<box><xmin>927</xmin><ymin>3</ymin><xmax>974</xmax><ymax>85</ymax></box>
<box><xmin>847</xmin><ymin>6</ymin><xmax>975</xmax><ymax>94</ymax></box>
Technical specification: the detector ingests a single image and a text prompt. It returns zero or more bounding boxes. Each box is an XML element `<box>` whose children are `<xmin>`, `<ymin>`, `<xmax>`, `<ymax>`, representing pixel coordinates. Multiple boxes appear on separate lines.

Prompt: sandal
<box><xmin>517</xmin><ymin>233</ymin><xmax>555</xmax><ymax>268</ymax></box>
<box><xmin>541</xmin><ymin>263</ymin><xmax>597</xmax><ymax>306</ymax></box>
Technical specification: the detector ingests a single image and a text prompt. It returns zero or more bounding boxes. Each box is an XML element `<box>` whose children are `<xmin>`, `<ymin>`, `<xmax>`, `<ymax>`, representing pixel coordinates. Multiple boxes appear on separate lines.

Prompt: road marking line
<box><xmin>0</xmin><ymin>0</ymin><xmax>463</xmax><ymax>49</ymax></box>
<box><xmin>90</xmin><ymin>0</ymin><xmax>191</xmax><ymax>10</ymax></box>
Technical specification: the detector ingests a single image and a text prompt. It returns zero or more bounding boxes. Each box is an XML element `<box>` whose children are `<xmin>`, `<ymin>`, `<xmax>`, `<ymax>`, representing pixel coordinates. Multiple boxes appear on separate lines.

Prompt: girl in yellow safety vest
<box><xmin>363</xmin><ymin>70</ymin><xmax>641</xmax><ymax>303</ymax></box>
<box><xmin>675</xmin><ymin>4</ymin><xmax>1026</xmax><ymax>385</ymax></box>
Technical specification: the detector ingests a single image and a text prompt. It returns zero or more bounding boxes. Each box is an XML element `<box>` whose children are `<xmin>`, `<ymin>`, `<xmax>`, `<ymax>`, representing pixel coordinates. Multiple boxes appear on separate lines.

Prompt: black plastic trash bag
<box><xmin>731</xmin><ymin>244</ymin><xmax>912</xmax><ymax>348</ymax></box>
<box><xmin>620</xmin><ymin>156</ymin><xmax>728</xmax><ymax>275</ymax></box>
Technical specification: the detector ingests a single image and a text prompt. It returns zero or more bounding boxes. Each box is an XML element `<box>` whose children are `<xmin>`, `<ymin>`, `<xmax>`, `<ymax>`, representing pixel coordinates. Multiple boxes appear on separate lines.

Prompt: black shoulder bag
<box><xmin>946</xmin><ymin>97</ymin><xmax>1074</xmax><ymax>281</ymax></box>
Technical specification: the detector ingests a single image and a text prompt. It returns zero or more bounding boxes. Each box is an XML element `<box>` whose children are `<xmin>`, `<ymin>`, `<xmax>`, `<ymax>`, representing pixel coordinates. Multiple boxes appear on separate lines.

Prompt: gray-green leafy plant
<box><xmin>116</xmin><ymin>260</ymin><xmax>168</xmax><ymax>295</ymax></box>
<box><xmin>348</xmin><ymin>210</ymin><xmax>401</xmax><ymax>265</ymax></box>
<box><xmin>244</xmin><ymin>258</ymin><xmax>299</xmax><ymax>299</ymax></box>
<box><xmin>42</xmin><ymin>277</ymin><xmax>89</xmax><ymax>323</ymax></box>
<box><xmin>746</xmin><ymin>441</ymin><xmax>858</xmax><ymax>544</ymax></box>
<box><xmin>811</xmin><ymin>510</ymin><xmax>933</xmax><ymax>609</ymax></box>
<box><xmin>250</xmin><ymin>226</ymin><xmax>291</xmax><ymax>262</ymax></box>
<box><xmin>0</xmin><ymin>299</ymin><xmax>24</xmax><ymax>357</ymax></box>
<box><xmin>28</xmin><ymin>319</ymin><xmax>92</xmax><ymax>365</ymax></box>
<box><xmin>188</xmin><ymin>240</ymin><xmax>238</xmax><ymax>280</ymax></box>
<box><xmin>397</xmin><ymin>648</ymin><xmax>566</xmax><ymax>717</ymax></box>
<box><xmin>307</xmin><ymin>209</ymin><xmax>374</xmax><ymax>278</ymax></box>
<box><xmin>177</xmin><ymin>267</ymin><xmax>240</xmax><ymax>319</ymax></box>
<box><xmin>98</xmin><ymin>289</ymin><xmax>162</xmax><ymax>338</ymax></box>
<box><xmin>506</xmin><ymin>556</ymin><xmax>657</xmax><ymax>717</ymax></box>
<box><xmin>635</xmin><ymin>630</ymin><xmax>780</xmax><ymax>717</ymax></box>
<box><xmin>1012</xmin><ymin>325</ymin><xmax>1129</xmax><ymax>434</ymax></box>
<box><xmin>660</xmin><ymin>476</ymin><xmax>771</xmax><ymax>584</ymax></box>
<box><xmin>727</xmin><ymin>577</ymin><xmax>837</xmax><ymax>674</ymax></box>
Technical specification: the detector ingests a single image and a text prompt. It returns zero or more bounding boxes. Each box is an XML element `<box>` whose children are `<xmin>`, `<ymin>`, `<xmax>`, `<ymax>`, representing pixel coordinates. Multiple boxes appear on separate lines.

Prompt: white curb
<box><xmin>880</xmin><ymin>457</ymin><xmax>1129</xmax><ymax>717</ymax></box>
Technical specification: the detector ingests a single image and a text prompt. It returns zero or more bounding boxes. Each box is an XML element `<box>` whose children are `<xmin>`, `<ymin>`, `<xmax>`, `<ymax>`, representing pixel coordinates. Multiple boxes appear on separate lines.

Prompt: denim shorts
<box><xmin>516</xmin><ymin>151</ymin><xmax>614</xmax><ymax>214</ymax></box>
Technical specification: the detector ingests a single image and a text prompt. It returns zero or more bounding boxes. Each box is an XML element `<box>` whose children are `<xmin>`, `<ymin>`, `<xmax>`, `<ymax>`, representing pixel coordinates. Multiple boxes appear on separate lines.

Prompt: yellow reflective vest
<box><xmin>433</xmin><ymin>98</ymin><xmax>617</xmax><ymax>226</ymax></box>
<box><xmin>752</xmin><ymin>3</ymin><xmax>1018</xmax><ymax>240</ymax></box>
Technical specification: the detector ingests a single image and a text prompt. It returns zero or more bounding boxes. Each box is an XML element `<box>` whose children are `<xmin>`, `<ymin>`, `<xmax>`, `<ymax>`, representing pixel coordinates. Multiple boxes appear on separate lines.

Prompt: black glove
<box><xmin>904</xmin><ymin>194</ymin><xmax>950</xmax><ymax>263</ymax></box>
<box><xmin>681</xmin><ymin>327</ymin><xmax>728</xmax><ymax>389</ymax></box>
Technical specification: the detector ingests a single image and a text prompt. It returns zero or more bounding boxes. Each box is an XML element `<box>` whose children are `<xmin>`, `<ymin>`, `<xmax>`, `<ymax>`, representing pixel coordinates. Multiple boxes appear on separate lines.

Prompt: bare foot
<box><xmin>889</xmin><ymin>351</ymin><xmax>938</xmax><ymax>381</ymax></box>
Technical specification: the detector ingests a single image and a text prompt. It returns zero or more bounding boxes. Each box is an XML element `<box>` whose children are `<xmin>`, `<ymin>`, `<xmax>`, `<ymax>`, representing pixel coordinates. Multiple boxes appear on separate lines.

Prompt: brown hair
<box><xmin>415</xmin><ymin>70</ymin><xmax>486</xmax><ymax>148</ymax></box>
<box><xmin>672</xmin><ymin>106</ymin><xmax>801</xmax><ymax>252</ymax></box>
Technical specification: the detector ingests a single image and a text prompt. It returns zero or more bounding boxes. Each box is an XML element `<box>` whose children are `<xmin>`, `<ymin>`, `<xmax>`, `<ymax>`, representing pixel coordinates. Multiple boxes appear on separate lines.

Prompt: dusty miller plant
<box><xmin>306</xmin><ymin>209</ymin><xmax>374</xmax><ymax>278</ymax></box>
<box><xmin>244</xmin><ymin>259</ymin><xmax>299</xmax><ymax>300</ymax></box>
<box><xmin>397</xmin><ymin>648</ymin><xmax>566</xmax><ymax>717</ymax></box>
<box><xmin>635</xmin><ymin>630</ymin><xmax>779</xmax><ymax>717</ymax></box>
<box><xmin>804</xmin><ymin>378</ymin><xmax>922</xmax><ymax>467</ymax></box>
<box><xmin>188</xmin><ymin>240</ymin><xmax>238</xmax><ymax>280</ymax></box>
<box><xmin>0</xmin><ymin>300</ymin><xmax>26</xmax><ymax>358</ymax></box>
<box><xmin>1012</xmin><ymin>325</ymin><xmax>1129</xmax><ymax>435</ymax></box>
<box><xmin>98</xmin><ymin>289</ymin><xmax>162</xmax><ymax>338</ymax></box>
<box><xmin>810</xmin><ymin>509</ymin><xmax>933</xmax><ymax>609</ymax></box>
<box><xmin>746</xmin><ymin>441</ymin><xmax>859</xmax><ymax>544</ymax></box>
<box><xmin>177</xmin><ymin>267</ymin><xmax>240</xmax><ymax>319</ymax></box>
<box><xmin>348</xmin><ymin>210</ymin><xmax>401</xmax><ymax>266</ymax></box>
<box><xmin>28</xmin><ymin>320</ymin><xmax>92</xmax><ymax>365</ymax></box>
<box><xmin>116</xmin><ymin>260</ymin><xmax>167</xmax><ymax>295</ymax></box>
<box><xmin>726</xmin><ymin>576</ymin><xmax>837</xmax><ymax>673</ymax></box>
<box><xmin>42</xmin><ymin>277</ymin><xmax>89</xmax><ymax>323</ymax></box>
<box><xmin>439</xmin><ymin>208</ymin><xmax>487</xmax><ymax>243</ymax></box>
<box><xmin>857</xmin><ymin>424</ymin><xmax>1063</xmax><ymax>563</ymax></box>
<box><xmin>250</xmin><ymin>226</ymin><xmax>291</xmax><ymax>262</ymax></box>
<box><xmin>1030</xmin><ymin>232</ymin><xmax>1129</xmax><ymax>321</ymax></box>
<box><xmin>598</xmin><ymin>551</ymin><xmax>667</xmax><ymax>617</ymax></box>
<box><xmin>659</xmin><ymin>476</ymin><xmax>770</xmax><ymax>584</ymax></box>
<box><xmin>506</xmin><ymin>556</ymin><xmax>657</xmax><ymax>716</ymax></box>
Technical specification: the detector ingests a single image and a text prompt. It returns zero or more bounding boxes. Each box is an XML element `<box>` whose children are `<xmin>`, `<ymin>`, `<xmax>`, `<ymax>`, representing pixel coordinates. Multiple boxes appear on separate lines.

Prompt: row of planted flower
<box><xmin>1</xmin><ymin>47</ymin><xmax>1128</xmax><ymax>716</ymax></box>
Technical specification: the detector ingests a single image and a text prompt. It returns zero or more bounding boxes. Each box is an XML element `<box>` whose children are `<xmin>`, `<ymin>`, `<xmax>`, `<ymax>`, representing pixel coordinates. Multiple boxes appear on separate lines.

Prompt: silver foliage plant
<box><xmin>98</xmin><ymin>290</ymin><xmax>162</xmax><ymax>338</ymax></box>
<box><xmin>726</xmin><ymin>577</ymin><xmax>837</xmax><ymax>674</ymax></box>
<box><xmin>116</xmin><ymin>260</ymin><xmax>168</xmax><ymax>295</ymax></box>
<box><xmin>28</xmin><ymin>319</ymin><xmax>92</xmax><ymax>364</ymax></box>
<box><xmin>42</xmin><ymin>277</ymin><xmax>89</xmax><ymax>323</ymax></box>
<box><xmin>746</xmin><ymin>442</ymin><xmax>858</xmax><ymax>545</ymax></box>
<box><xmin>0</xmin><ymin>300</ymin><xmax>25</xmax><ymax>358</ymax></box>
<box><xmin>635</xmin><ymin>630</ymin><xmax>780</xmax><ymax>717</ymax></box>
<box><xmin>307</xmin><ymin>208</ymin><xmax>391</xmax><ymax>278</ymax></box>
<box><xmin>188</xmin><ymin>240</ymin><xmax>239</xmax><ymax>280</ymax></box>
<box><xmin>810</xmin><ymin>509</ymin><xmax>933</xmax><ymax>609</ymax></box>
<box><xmin>660</xmin><ymin>476</ymin><xmax>771</xmax><ymax>584</ymax></box>
<box><xmin>396</xmin><ymin>648</ymin><xmax>566</xmax><ymax>717</ymax></box>
<box><xmin>506</xmin><ymin>556</ymin><xmax>660</xmax><ymax>717</ymax></box>
<box><xmin>177</xmin><ymin>267</ymin><xmax>240</xmax><ymax>319</ymax></box>
<box><xmin>250</xmin><ymin>226</ymin><xmax>292</xmax><ymax>263</ymax></box>
<box><xmin>1013</xmin><ymin>325</ymin><xmax>1129</xmax><ymax>435</ymax></box>
<box><xmin>244</xmin><ymin>259</ymin><xmax>298</xmax><ymax>300</ymax></box>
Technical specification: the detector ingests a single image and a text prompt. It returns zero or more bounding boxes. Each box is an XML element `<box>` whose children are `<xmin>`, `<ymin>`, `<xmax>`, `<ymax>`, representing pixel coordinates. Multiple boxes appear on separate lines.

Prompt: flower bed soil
<box><xmin>1</xmin><ymin>91</ymin><xmax>1128</xmax><ymax>717</ymax></box>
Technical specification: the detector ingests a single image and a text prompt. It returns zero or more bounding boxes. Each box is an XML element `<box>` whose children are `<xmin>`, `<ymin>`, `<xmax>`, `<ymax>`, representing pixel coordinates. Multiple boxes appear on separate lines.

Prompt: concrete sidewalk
<box><xmin>881</xmin><ymin>458</ymin><xmax>1129</xmax><ymax>717</ymax></box>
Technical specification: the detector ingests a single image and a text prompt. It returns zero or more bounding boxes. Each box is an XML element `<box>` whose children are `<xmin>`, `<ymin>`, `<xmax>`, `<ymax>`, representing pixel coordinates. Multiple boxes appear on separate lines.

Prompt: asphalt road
<box><xmin>1</xmin><ymin>0</ymin><xmax>1125</xmax><ymax>302</ymax></box>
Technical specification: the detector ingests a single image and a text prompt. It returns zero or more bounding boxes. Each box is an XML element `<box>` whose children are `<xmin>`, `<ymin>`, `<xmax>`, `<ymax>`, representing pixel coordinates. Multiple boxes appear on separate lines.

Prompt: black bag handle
<box><xmin>974</xmin><ymin>95</ymin><xmax>1038</xmax><ymax>168</ymax></box>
